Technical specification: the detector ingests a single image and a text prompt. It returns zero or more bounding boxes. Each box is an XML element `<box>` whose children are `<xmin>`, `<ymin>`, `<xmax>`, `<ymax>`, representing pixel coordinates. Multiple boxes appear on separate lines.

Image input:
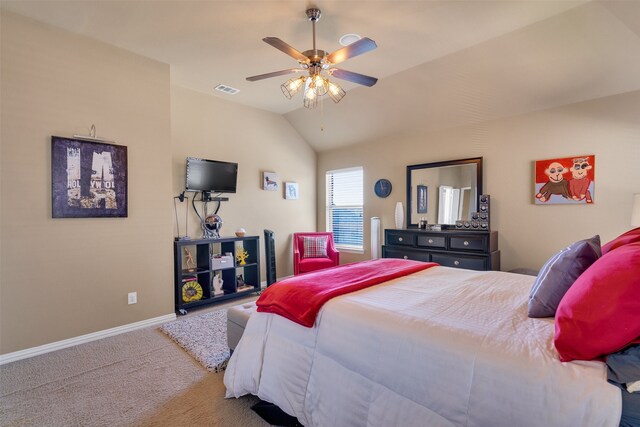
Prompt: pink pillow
<box><xmin>554</xmin><ymin>242</ymin><xmax>640</xmax><ymax>362</ymax></box>
<box><xmin>601</xmin><ymin>227</ymin><xmax>640</xmax><ymax>255</ymax></box>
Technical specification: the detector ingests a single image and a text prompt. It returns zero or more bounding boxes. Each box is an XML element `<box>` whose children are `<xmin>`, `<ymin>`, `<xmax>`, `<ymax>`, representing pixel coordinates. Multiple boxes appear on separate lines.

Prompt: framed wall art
<box><xmin>51</xmin><ymin>136</ymin><xmax>128</xmax><ymax>218</ymax></box>
<box><xmin>263</xmin><ymin>172</ymin><xmax>279</xmax><ymax>191</ymax></box>
<box><xmin>534</xmin><ymin>155</ymin><xmax>595</xmax><ymax>205</ymax></box>
<box><xmin>285</xmin><ymin>182</ymin><xmax>299</xmax><ymax>200</ymax></box>
<box><xmin>417</xmin><ymin>185</ymin><xmax>428</xmax><ymax>213</ymax></box>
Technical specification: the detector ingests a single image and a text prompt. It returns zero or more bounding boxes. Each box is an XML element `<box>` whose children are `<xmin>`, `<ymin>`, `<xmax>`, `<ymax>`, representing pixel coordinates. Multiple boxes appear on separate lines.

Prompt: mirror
<box><xmin>406</xmin><ymin>157</ymin><xmax>483</xmax><ymax>227</ymax></box>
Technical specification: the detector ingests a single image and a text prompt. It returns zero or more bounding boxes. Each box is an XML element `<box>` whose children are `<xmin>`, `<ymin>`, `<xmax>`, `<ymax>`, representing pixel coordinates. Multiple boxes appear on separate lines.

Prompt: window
<box><xmin>326</xmin><ymin>167</ymin><xmax>363</xmax><ymax>252</ymax></box>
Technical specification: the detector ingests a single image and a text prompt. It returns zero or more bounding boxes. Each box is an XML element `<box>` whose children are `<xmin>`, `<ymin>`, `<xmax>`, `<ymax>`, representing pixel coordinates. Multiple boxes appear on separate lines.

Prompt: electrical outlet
<box><xmin>128</xmin><ymin>292</ymin><xmax>137</xmax><ymax>305</ymax></box>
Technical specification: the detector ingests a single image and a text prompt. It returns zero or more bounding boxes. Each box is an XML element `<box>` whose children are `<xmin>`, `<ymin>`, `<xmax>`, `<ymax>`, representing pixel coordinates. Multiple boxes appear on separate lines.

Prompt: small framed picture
<box><xmin>263</xmin><ymin>172</ymin><xmax>279</xmax><ymax>191</ymax></box>
<box><xmin>285</xmin><ymin>182</ymin><xmax>299</xmax><ymax>200</ymax></box>
<box><xmin>417</xmin><ymin>185</ymin><xmax>428</xmax><ymax>213</ymax></box>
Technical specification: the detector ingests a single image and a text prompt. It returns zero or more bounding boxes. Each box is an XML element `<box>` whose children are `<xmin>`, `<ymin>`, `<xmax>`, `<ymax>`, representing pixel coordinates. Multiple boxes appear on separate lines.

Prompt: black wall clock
<box><xmin>374</xmin><ymin>179</ymin><xmax>392</xmax><ymax>198</ymax></box>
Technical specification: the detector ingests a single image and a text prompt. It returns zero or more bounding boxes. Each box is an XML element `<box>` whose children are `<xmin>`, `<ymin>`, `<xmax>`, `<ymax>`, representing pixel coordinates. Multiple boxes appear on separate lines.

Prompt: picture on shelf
<box><xmin>236</xmin><ymin>274</ymin><xmax>253</xmax><ymax>292</ymax></box>
<box><xmin>263</xmin><ymin>171</ymin><xmax>279</xmax><ymax>191</ymax></box>
<box><xmin>51</xmin><ymin>136</ymin><xmax>128</xmax><ymax>218</ymax></box>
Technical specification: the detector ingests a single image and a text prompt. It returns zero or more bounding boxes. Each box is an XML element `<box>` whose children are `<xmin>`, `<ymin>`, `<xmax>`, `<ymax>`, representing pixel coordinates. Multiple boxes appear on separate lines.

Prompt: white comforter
<box><xmin>224</xmin><ymin>266</ymin><xmax>621</xmax><ymax>427</ymax></box>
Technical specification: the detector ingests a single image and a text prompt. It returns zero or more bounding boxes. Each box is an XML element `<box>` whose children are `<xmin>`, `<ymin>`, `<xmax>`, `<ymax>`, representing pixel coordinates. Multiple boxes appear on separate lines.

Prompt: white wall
<box><xmin>318</xmin><ymin>90</ymin><xmax>640</xmax><ymax>270</ymax></box>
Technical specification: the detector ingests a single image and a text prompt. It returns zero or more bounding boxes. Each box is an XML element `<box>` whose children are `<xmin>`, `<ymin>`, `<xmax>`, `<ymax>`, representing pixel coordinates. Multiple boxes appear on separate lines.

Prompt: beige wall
<box><xmin>0</xmin><ymin>11</ymin><xmax>174</xmax><ymax>354</ymax></box>
<box><xmin>3</xmin><ymin>7</ymin><xmax>637</xmax><ymax>356</ymax></box>
<box><xmin>170</xmin><ymin>85</ymin><xmax>317</xmax><ymax>282</ymax></box>
<box><xmin>0</xmin><ymin>12</ymin><xmax>317</xmax><ymax>355</ymax></box>
<box><xmin>318</xmin><ymin>90</ymin><xmax>640</xmax><ymax>270</ymax></box>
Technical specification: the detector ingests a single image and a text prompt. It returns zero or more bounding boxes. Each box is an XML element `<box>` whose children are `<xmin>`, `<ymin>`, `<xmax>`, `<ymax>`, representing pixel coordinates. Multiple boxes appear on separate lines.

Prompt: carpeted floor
<box><xmin>0</xmin><ymin>302</ymin><xmax>269</xmax><ymax>427</ymax></box>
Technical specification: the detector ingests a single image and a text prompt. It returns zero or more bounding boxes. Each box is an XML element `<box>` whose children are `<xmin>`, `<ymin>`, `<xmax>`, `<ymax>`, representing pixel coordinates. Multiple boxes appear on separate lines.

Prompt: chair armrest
<box><xmin>326</xmin><ymin>242</ymin><xmax>340</xmax><ymax>265</ymax></box>
<box><xmin>330</xmin><ymin>250</ymin><xmax>340</xmax><ymax>265</ymax></box>
<box><xmin>294</xmin><ymin>248</ymin><xmax>301</xmax><ymax>275</ymax></box>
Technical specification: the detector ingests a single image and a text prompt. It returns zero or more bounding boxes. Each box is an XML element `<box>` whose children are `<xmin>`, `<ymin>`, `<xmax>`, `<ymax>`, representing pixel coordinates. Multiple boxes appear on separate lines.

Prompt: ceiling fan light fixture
<box><xmin>281</xmin><ymin>76</ymin><xmax>306</xmax><ymax>99</ymax></box>
<box><xmin>303</xmin><ymin>85</ymin><xmax>318</xmax><ymax>109</ymax></box>
<box><xmin>302</xmin><ymin>77</ymin><xmax>318</xmax><ymax>109</ymax></box>
<box><xmin>312</xmin><ymin>74</ymin><xmax>329</xmax><ymax>96</ymax></box>
<box><xmin>247</xmin><ymin>8</ymin><xmax>377</xmax><ymax>109</ymax></box>
<box><xmin>327</xmin><ymin>81</ymin><xmax>345</xmax><ymax>103</ymax></box>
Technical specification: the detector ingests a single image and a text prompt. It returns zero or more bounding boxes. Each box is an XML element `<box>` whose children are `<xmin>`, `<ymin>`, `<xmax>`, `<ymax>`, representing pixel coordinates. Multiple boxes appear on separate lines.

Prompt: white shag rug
<box><xmin>160</xmin><ymin>309</ymin><xmax>230</xmax><ymax>372</ymax></box>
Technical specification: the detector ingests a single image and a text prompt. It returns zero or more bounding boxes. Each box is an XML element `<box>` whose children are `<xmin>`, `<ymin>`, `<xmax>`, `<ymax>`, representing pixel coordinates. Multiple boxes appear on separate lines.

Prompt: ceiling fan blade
<box><xmin>330</xmin><ymin>68</ymin><xmax>378</xmax><ymax>87</ymax></box>
<box><xmin>246</xmin><ymin>68</ymin><xmax>302</xmax><ymax>82</ymax></box>
<box><xmin>263</xmin><ymin>37</ymin><xmax>309</xmax><ymax>63</ymax></box>
<box><xmin>326</xmin><ymin>37</ymin><xmax>377</xmax><ymax>65</ymax></box>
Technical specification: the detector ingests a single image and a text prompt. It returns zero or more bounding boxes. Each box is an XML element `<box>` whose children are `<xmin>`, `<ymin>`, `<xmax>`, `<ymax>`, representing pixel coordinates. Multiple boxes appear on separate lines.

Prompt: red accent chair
<box><xmin>293</xmin><ymin>232</ymin><xmax>340</xmax><ymax>275</ymax></box>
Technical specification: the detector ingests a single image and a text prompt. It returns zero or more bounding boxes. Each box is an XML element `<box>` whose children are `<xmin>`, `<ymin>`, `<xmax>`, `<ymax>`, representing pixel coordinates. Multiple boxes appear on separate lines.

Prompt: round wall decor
<box><xmin>374</xmin><ymin>179</ymin><xmax>392</xmax><ymax>198</ymax></box>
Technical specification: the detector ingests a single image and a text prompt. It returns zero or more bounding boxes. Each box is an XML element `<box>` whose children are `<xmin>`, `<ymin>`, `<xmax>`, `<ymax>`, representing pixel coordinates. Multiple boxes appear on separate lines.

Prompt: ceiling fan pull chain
<box><xmin>320</xmin><ymin>95</ymin><xmax>325</xmax><ymax>131</ymax></box>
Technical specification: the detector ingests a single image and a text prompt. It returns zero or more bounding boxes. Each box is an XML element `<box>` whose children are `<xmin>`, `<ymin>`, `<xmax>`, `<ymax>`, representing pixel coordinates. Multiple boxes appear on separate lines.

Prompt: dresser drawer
<box><xmin>431</xmin><ymin>253</ymin><xmax>486</xmax><ymax>271</ymax></box>
<box><xmin>386</xmin><ymin>232</ymin><xmax>416</xmax><ymax>246</ymax></box>
<box><xmin>417</xmin><ymin>235</ymin><xmax>446</xmax><ymax>249</ymax></box>
<box><xmin>382</xmin><ymin>247</ymin><xmax>431</xmax><ymax>262</ymax></box>
<box><xmin>383</xmin><ymin>229</ymin><xmax>498</xmax><ymax>272</ymax></box>
<box><xmin>450</xmin><ymin>236</ymin><xmax>487</xmax><ymax>252</ymax></box>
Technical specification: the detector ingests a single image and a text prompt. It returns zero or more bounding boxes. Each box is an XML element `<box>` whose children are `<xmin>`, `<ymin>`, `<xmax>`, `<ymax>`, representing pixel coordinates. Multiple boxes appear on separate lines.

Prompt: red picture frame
<box><xmin>534</xmin><ymin>155</ymin><xmax>595</xmax><ymax>205</ymax></box>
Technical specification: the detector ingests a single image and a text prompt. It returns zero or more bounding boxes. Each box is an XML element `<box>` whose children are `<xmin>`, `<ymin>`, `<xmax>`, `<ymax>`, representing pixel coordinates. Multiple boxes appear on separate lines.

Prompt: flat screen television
<box><xmin>186</xmin><ymin>157</ymin><xmax>238</xmax><ymax>194</ymax></box>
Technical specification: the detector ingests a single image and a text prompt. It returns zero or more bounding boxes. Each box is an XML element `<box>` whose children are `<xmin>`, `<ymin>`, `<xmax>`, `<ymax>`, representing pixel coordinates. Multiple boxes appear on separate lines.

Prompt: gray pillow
<box><xmin>528</xmin><ymin>235</ymin><xmax>601</xmax><ymax>318</ymax></box>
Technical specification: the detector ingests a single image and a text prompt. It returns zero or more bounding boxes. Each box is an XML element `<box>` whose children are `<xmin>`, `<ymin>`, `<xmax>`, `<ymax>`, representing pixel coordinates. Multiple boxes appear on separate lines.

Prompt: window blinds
<box><xmin>326</xmin><ymin>167</ymin><xmax>363</xmax><ymax>250</ymax></box>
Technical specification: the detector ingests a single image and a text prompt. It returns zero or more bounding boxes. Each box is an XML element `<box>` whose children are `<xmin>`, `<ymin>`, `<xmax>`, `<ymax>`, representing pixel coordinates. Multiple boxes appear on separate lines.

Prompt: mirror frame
<box><xmin>406</xmin><ymin>157</ymin><xmax>483</xmax><ymax>228</ymax></box>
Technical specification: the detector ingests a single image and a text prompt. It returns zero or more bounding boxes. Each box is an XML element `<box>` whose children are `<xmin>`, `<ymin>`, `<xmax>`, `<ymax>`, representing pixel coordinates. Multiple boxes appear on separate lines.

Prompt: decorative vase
<box><xmin>394</xmin><ymin>202</ymin><xmax>404</xmax><ymax>229</ymax></box>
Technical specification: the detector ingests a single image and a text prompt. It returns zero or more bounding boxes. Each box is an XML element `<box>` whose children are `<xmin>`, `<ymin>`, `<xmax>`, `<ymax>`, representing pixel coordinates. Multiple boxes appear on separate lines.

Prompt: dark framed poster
<box><xmin>51</xmin><ymin>136</ymin><xmax>128</xmax><ymax>218</ymax></box>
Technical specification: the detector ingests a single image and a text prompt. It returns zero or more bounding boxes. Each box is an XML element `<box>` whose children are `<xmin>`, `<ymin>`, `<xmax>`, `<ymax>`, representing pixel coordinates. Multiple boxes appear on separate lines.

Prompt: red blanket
<box><xmin>256</xmin><ymin>258</ymin><xmax>438</xmax><ymax>327</ymax></box>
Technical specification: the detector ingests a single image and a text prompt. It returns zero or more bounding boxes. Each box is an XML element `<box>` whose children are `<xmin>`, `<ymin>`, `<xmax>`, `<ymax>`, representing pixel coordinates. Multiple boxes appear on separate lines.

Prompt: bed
<box><xmin>224</xmin><ymin>265</ymin><xmax>622</xmax><ymax>427</ymax></box>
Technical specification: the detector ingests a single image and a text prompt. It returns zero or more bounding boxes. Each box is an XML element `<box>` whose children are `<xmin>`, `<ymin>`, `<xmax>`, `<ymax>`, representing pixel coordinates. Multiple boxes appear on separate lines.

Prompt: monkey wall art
<box><xmin>534</xmin><ymin>155</ymin><xmax>595</xmax><ymax>205</ymax></box>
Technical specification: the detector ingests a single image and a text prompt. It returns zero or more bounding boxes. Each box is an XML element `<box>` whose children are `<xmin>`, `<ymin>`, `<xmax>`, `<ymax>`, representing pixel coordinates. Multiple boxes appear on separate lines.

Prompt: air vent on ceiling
<box><xmin>214</xmin><ymin>84</ymin><xmax>240</xmax><ymax>95</ymax></box>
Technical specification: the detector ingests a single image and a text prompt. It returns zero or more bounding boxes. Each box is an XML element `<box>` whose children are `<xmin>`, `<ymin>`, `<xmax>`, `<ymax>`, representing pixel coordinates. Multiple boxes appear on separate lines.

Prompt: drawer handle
<box><xmin>428</xmin><ymin>239</ymin><xmax>434</xmax><ymax>244</ymax></box>
<box><xmin>399</xmin><ymin>237</ymin><xmax>403</xmax><ymax>242</ymax></box>
<box><xmin>403</xmin><ymin>256</ymin><xmax>408</xmax><ymax>260</ymax></box>
<box><xmin>463</xmin><ymin>241</ymin><xmax>470</xmax><ymax>246</ymax></box>
<box><xmin>454</xmin><ymin>260</ymin><xmax>460</xmax><ymax>266</ymax></box>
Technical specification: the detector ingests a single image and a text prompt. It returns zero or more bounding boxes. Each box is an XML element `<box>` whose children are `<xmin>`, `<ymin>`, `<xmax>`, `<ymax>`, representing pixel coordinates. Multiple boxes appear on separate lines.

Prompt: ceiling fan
<box><xmin>246</xmin><ymin>8</ymin><xmax>378</xmax><ymax>108</ymax></box>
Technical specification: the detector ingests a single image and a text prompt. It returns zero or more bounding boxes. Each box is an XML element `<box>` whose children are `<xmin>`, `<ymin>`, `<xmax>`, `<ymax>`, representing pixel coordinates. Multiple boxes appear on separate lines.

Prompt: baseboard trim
<box><xmin>0</xmin><ymin>313</ymin><xmax>176</xmax><ymax>365</ymax></box>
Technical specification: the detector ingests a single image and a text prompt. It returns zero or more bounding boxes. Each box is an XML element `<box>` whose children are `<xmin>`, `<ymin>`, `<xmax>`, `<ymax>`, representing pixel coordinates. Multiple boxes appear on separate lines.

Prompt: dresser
<box><xmin>382</xmin><ymin>229</ymin><xmax>500</xmax><ymax>271</ymax></box>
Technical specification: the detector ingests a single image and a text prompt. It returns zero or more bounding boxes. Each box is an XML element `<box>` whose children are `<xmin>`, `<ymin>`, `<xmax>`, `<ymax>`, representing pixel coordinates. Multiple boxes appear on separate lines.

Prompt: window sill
<box><xmin>336</xmin><ymin>245</ymin><xmax>364</xmax><ymax>254</ymax></box>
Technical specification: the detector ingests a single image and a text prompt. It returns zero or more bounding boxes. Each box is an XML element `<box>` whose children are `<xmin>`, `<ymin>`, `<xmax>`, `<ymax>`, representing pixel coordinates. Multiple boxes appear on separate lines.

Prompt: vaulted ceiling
<box><xmin>2</xmin><ymin>1</ymin><xmax>640</xmax><ymax>151</ymax></box>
